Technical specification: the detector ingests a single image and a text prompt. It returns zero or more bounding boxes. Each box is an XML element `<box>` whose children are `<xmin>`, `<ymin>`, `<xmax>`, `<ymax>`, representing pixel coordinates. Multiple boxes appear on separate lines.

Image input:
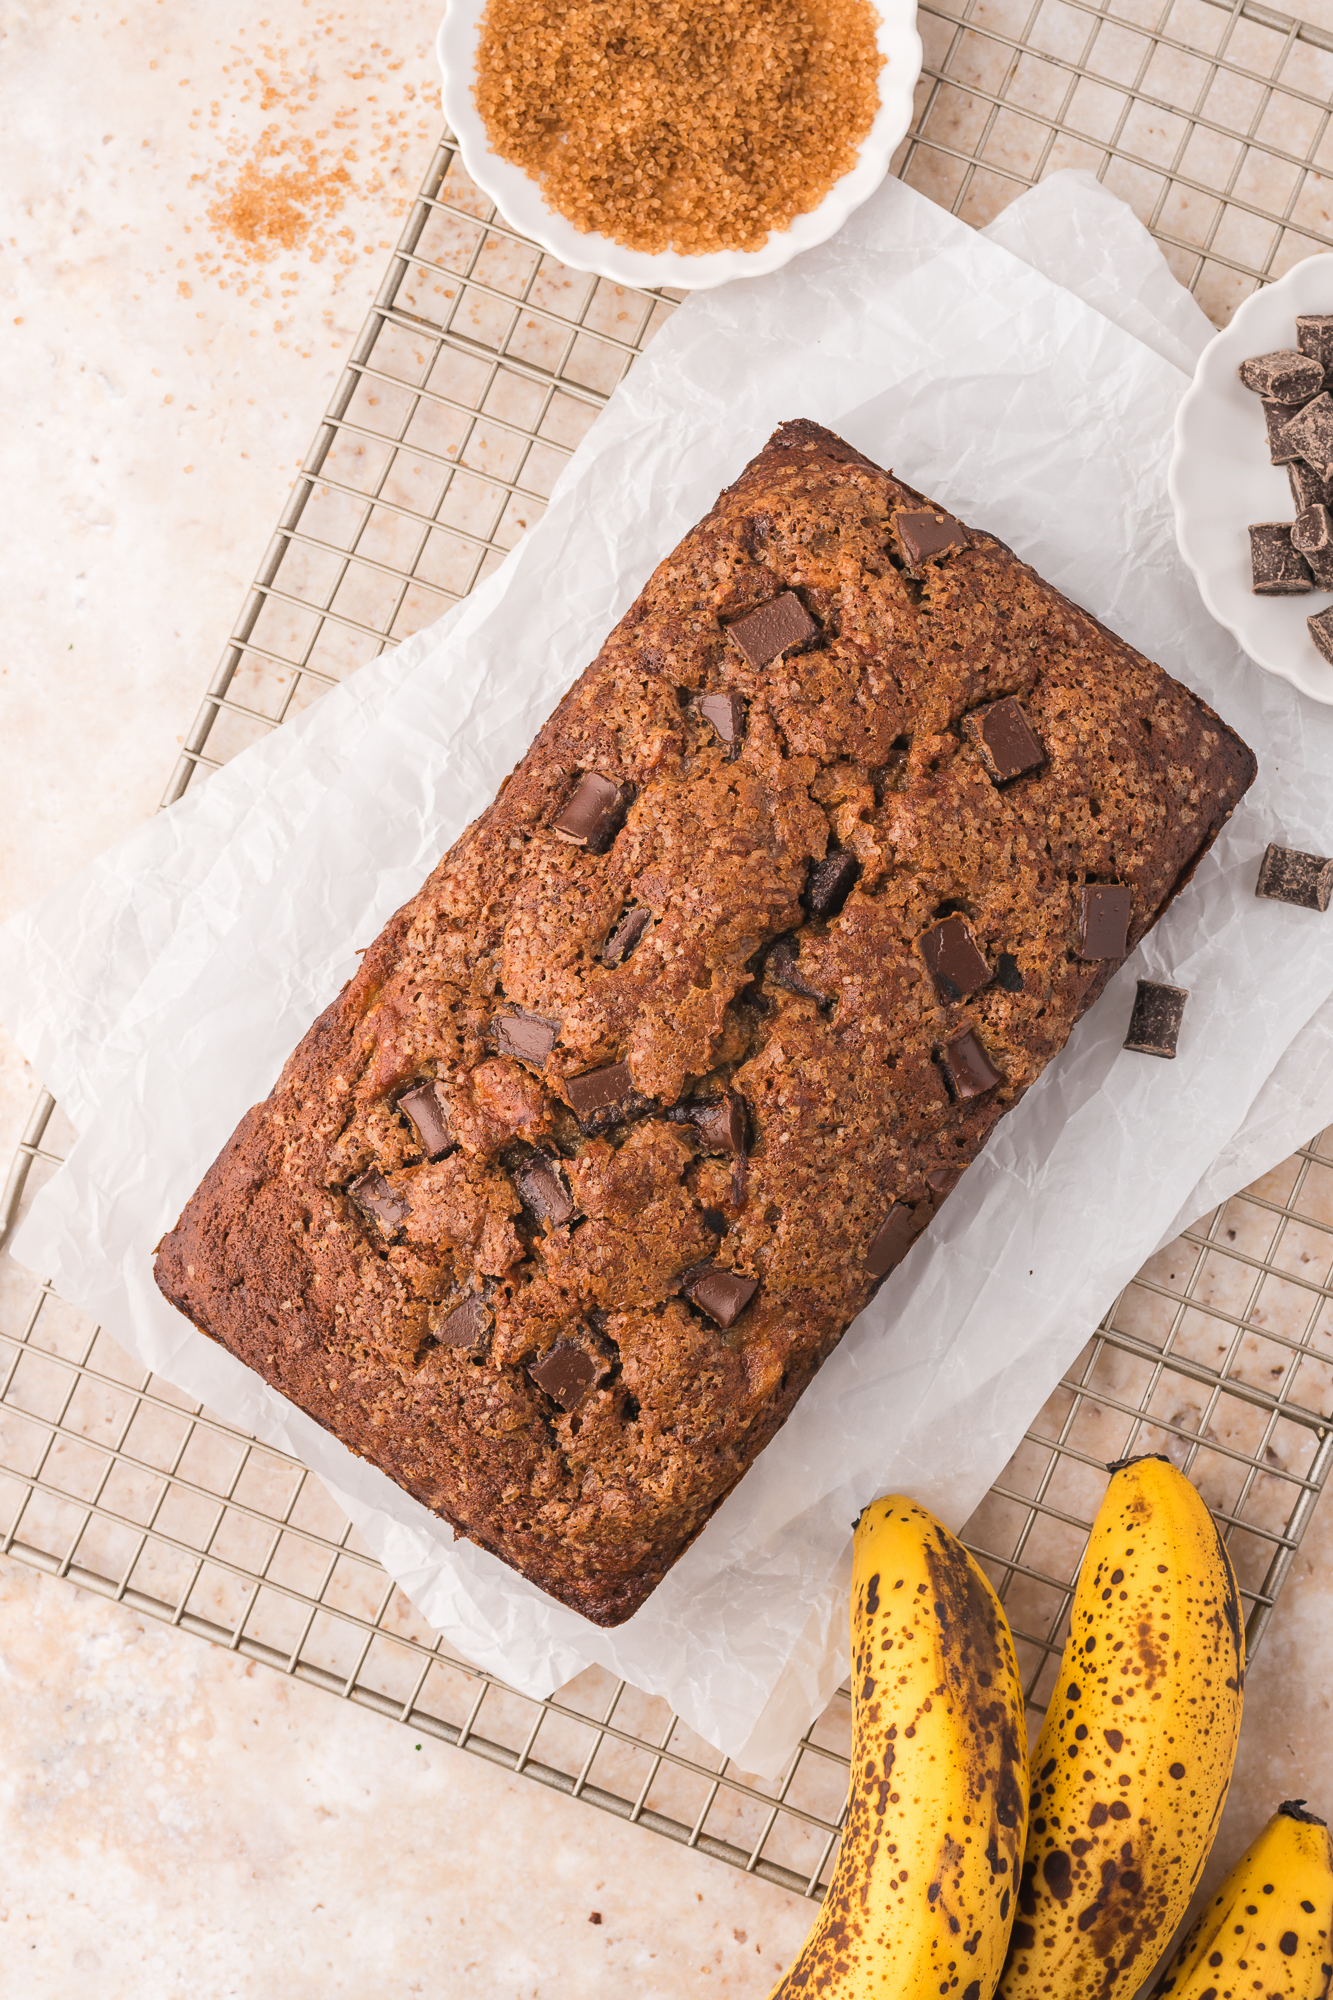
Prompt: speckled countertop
<box><xmin>3</xmin><ymin>3</ymin><xmax>1333</xmax><ymax>1994</ymax></box>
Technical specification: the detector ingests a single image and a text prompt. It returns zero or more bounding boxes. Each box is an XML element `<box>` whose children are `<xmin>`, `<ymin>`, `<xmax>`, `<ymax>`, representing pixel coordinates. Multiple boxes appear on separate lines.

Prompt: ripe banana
<box><xmin>770</xmin><ymin>1495</ymin><xmax>1028</xmax><ymax>2000</ymax></box>
<box><xmin>997</xmin><ymin>1454</ymin><xmax>1245</xmax><ymax>2000</ymax></box>
<box><xmin>1152</xmin><ymin>1799</ymin><xmax>1333</xmax><ymax>2000</ymax></box>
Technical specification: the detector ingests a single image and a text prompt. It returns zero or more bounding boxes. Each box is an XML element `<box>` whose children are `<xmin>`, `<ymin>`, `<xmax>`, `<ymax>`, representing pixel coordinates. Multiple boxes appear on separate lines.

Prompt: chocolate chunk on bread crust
<box><xmin>155</xmin><ymin>420</ymin><xmax>1257</xmax><ymax>1626</ymax></box>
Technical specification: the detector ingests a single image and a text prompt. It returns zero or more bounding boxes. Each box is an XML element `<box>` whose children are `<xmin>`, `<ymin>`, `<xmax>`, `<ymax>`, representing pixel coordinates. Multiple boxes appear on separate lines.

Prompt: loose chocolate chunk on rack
<box><xmin>1249</xmin><ymin>523</ymin><xmax>1313</xmax><ymax>596</ymax></box>
<box><xmin>805</xmin><ymin>850</ymin><xmax>860</xmax><ymax>919</ymax></box>
<box><xmin>1079</xmin><ymin>883</ymin><xmax>1132</xmax><ymax>958</ymax></box>
<box><xmin>920</xmin><ymin>914</ymin><xmax>991</xmax><ymax>1001</ymax></box>
<box><xmin>1293</xmin><ymin>504</ymin><xmax>1333</xmax><ymax>586</ymax></box>
<box><xmin>1310</xmin><ymin>605</ymin><xmax>1333</xmax><ymax>667</ymax></box>
<box><xmin>1255</xmin><ymin>842</ymin><xmax>1333</xmax><ymax>912</ymax></box>
<box><xmin>350</xmin><ymin>1169</ymin><xmax>410</xmax><ymax>1229</ymax></box>
<box><xmin>964</xmin><ymin>696</ymin><xmax>1045</xmax><ymax>782</ymax></box>
<box><xmin>566</xmin><ymin>1060</ymin><xmax>646</xmax><ymax>1132</ymax></box>
<box><xmin>1276</xmin><ymin>393</ymin><xmax>1333</xmax><ymax>481</ymax></box>
<box><xmin>494</xmin><ymin>1012</ymin><xmax>560</xmax><ymax>1066</ymax></box>
<box><xmin>894</xmin><ymin>507</ymin><xmax>968</xmax><ymax>570</ymax></box>
<box><xmin>1239</xmin><ymin>350</ymin><xmax>1324</xmax><ymax>402</ymax></box>
<box><xmin>601</xmin><ymin>905</ymin><xmax>651</xmax><ymax>967</ymax></box>
<box><xmin>1265</xmin><ymin>400</ymin><xmax>1305</xmax><ymax>465</ymax></box>
<box><xmin>995</xmin><ymin>952</ymin><xmax>1024</xmax><ymax>993</ymax></box>
<box><xmin>865</xmin><ymin>1200</ymin><xmax>925</xmax><ymax>1278</ymax></box>
<box><xmin>398</xmin><ymin>1081</ymin><xmax>453</xmax><ymax>1160</ymax></box>
<box><xmin>726</xmin><ymin>590</ymin><xmax>818</xmax><ymax>669</ymax></box>
<box><xmin>515</xmin><ymin>1152</ymin><xmax>576</xmax><ymax>1227</ymax></box>
<box><xmin>1124</xmin><ymin>980</ymin><xmax>1189</xmax><ymax>1059</ymax></box>
<box><xmin>529</xmin><ymin>1341</ymin><xmax>600</xmax><ymax>1411</ymax></box>
<box><xmin>1297</xmin><ymin>314</ymin><xmax>1333</xmax><ymax>375</ymax></box>
<box><xmin>436</xmin><ymin>1297</ymin><xmax>490</xmax><ymax>1349</ymax></box>
<box><xmin>697</xmin><ymin>690</ymin><xmax>747</xmax><ymax>751</ymax></box>
<box><xmin>684</xmin><ymin>1265</ymin><xmax>758</xmax><ymax>1328</ymax></box>
<box><xmin>943</xmin><ymin>1029</ymin><xmax>1003</xmax><ymax>1099</ymax></box>
<box><xmin>554</xmin><ymin>772</ymin><xmax>631</xmax><ymax>852</ymax></box>
<box><xmin>1289</xmin><ymin>459</ymin><xmax>1329</xmax><ymax>512</ymax></box>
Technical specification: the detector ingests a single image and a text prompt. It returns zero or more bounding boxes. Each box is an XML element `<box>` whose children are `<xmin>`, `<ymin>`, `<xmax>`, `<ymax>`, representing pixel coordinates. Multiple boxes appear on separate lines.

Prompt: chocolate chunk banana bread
<box><xmin>155</xmin><ymin>420</ymin><xmax>1257</xmax><ymax>1626</ymax></box>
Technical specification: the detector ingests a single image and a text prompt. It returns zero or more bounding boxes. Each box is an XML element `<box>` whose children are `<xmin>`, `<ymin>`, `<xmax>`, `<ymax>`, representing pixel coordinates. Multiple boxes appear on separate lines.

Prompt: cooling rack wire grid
<box><xmin>5</xmin><ymin>0</ymin><xmax>1333</xmax><ymax>1894</ymax></box>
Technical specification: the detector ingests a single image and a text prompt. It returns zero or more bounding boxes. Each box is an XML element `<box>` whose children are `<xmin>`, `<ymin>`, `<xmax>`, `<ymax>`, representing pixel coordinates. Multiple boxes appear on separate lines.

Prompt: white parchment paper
<box><xmin>6</xmin><ymin>171</ymin><xmax>1333</xmax><ymax>1776</ymax></box>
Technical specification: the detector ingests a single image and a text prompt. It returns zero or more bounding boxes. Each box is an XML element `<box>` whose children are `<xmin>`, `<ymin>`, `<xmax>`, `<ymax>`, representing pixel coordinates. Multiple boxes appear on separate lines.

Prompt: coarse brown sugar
<box><xmin>472</xmin><ymin>0</ymin><xmax>884</xmax><ymax>255</ymax></box>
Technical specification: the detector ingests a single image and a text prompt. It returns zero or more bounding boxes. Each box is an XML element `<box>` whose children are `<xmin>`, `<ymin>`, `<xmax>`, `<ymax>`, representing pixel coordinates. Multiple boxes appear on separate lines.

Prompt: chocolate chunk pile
<box><xmin>1240</xmin><ymin>314</ymin><xmax>1333</xmax><ymax>661</ymax></box>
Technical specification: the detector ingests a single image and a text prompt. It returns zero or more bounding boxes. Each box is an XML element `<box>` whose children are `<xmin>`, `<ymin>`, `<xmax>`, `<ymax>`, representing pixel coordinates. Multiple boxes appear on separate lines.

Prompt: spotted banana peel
<box><xmin>997</xmin><ymin>1454</ymin><xmax>1245</xmax><ymax>2000</ymax></box>
<box><xmin>1151</xmin><ymin>1799</ymin><xmax>1333</xmax><ymax>2000</ymax></box>
<box><xmin>769</xmin><ymin>1495</ymin><xmax>1029</xmax><ymax>2000</ymax></box>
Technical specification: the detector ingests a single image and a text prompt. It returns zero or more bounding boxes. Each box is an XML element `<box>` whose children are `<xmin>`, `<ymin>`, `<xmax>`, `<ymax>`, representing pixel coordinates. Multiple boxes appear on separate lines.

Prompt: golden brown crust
<box><xmin>155</xmin><ymin>420</ymin><xmax>1257</xmax><ymax>1626</ymax></box>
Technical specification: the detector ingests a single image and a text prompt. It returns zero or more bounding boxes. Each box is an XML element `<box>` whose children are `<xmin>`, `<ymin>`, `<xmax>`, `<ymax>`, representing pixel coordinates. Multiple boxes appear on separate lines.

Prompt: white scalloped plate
<box><xmin>1169</xmin><ymin>253</ymin><xmax>1333</xmax><ymax>705</ymax></box>
<box><xmin>437</xmin><ymin>0</ymin><xmax>923</xmax><ymax>292</ymax></box>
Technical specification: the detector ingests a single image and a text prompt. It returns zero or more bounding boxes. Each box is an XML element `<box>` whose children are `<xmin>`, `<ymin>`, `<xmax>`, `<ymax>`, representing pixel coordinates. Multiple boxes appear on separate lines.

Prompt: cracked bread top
<box><xmin>154</xmin><ymin>419</ymin><xmax>1257</xmax><ymax>1627</ymax></box>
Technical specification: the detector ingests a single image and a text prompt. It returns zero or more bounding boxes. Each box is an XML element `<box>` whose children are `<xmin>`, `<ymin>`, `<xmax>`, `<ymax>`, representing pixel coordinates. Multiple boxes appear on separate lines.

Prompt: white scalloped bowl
<box><xmin>437</xmin><ymin>0</ymin><xmax>922</xmax><ymax>292</ymax></box>
<box><xmin>1169</xmin><ymin>252</ymin><xmax>1333</xmax><ymax>706</ymax></box>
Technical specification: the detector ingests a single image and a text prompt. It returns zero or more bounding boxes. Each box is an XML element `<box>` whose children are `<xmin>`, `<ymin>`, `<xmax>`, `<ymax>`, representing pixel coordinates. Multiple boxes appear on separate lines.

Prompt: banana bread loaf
<box><xmin>155</xmin><ymin>420</ymin><xmax>1257</xmax><ymax>1626</ymax></box>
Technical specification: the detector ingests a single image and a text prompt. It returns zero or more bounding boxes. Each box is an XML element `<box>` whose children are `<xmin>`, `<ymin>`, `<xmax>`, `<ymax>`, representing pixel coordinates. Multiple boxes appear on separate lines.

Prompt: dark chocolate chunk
<box><xmin>698</xmin><ymin>690</ymin><xmax>748</xmax><ymax>751</ymax></box>
<box><xmin>435</xmin><ymin>1297</ymin><xmax>490</xmax><ymax>1349</ymax></box>
<box><xmin>805</xmin><ymin>850</ymin><xmax>860</xmax><ymax>919</ymax></box>
<box><xmin>1288</xmin><ymin>459</ymin><xmax>1329</xmax><ymax>512</ymax></box>
<box><xmin>942</xmin><ymin>1029</ymin><xmax>1003</xmax><ymax>1100</ymax></box>
<box><xmin>894</xmin><ymin>507</ymin><xmax>968</xmax><ymax>570</ymax></box>
<box><xmin>1250</xmin><ymin>522</ymin><xmax>1314</xmax><ymax>596</ymax></box>
<box><xmin>995</xmin><ymin>952</ymin><xmax>1024</xmax><ymax>993</ymax></box>
<box><xmin>1297</xmin><ymin>314</ymin><xmax>1333</xmax><ymax>375</ymax></box>
<box><xmin>920</xmin><ymin>914</ymin><xmax>991</xmax><ymax>1001</ymax></box>
<box><xmin>1296</xmin><ymin>316</ymin><xmax>1333</xmax><ymax>383</ymax></box>
<box><xmin>865</xmin><ymin>1200</ymin><xmax>926</xmax><ymax>1279</ymax></box>
<box><xmin>693</xmin><ymin>1092</ymin><xmax>748</xmax><ymax>1156</ymax></box>
<box><xmin>602</xmin><ymin>905</ymin><xmax>651</xmax><ymax>968</ymax></box>
<box><xmin>515</xmin><ymin>1152</ymin><xmax>576</xmax><ymax>1227</ymax></box>
<box><xmin>566</xmin><ymin>1060</ymin><xmax>640</xmax><ymax>1130</ymax></box>
<box><xmin>726</xmin><ymin>591</ymin><xmax>818</xmax><ymax>669</ymax></box>
<box><xmin>964</xmin><ymin>697</ymin><xmax>1045</xmax><ymax>783</ymax></box>
<box><xmin>1292</xmin><ymin>503</ymin><xmax>1333</xmax><ymax>586</ymax></box>
<box><xmin>1124</xmin><ymin>980</ymin><xmax>1189</xmax><ymax>1059</ymax></box>
<box><xmin>1265</xmin><ymin>399</ymin><xmax>1305</xmax><ymax>465</ymax></box>
<box><xmin>398</xmin><ymin>1081</ymin><xmax>453</xmax><ymax>1160</ymax></box>
<box><xmin>553</xmin><ymin>772</ymin><xmax>631</xmax><ymax>853</ymax></box>
<box><xmin>350</xmin><ymin>1169</ymin><xmax>410</xmax><ymax>1230</ymax></box>
<box><xmin>873</xmin><ymin>740</ymin><xmax>911</xmax><ymax>797</ymax></box>
<box><xmin>767</xmin><ymin>936</ymin><xmax>828</xmax><ymax>1007</ymax></box>
<box><xmin>1079</xmin><ymin>883</ymin><xmax>1132</xmax><ymax>959</ymax></box>
<box><xmin>494</xmin><ymin>1012</ymin><xmax>560</xmax><ymax>1067</ymax></box>
<box><xmin>925</xmin><ymin>1165</ymin><xmax>963</xmax><ymax>1199</ymax></box>
<box><xmin>1276</xmin><ymin>393</ymin><xmax>1333</xmax><ymax>480</ymax></box>
<box><xmin>528</xmin><ymin>1340</ymin><xmax>601</xmax><ymax>1411</ymax></box>
<box><xmin>684</xmin><ymin>1264</ymin><xmax>758</xmax><ymax>1328</ymax></box>
<box><xmin>1255</xmin><ymin>841</ymin><xmax>1333</xmax><ymax>912</ymax></box>
<box><xmin>1310</xmin><ymin>604</ymin><xmax>1333</xmax><ymax>666</ymax></box>
<box><xmin>1238</xmin><ymin>350</ymin><xmax>1324</xmax><ymax>402</ymax></box>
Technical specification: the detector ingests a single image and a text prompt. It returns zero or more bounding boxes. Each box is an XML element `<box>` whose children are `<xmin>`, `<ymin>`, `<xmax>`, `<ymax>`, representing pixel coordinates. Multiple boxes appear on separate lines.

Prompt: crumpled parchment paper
<box><xmin>5</xmin><ymin>170</ymin><xmax>1333</xmax><ymax>1777</ymax></box>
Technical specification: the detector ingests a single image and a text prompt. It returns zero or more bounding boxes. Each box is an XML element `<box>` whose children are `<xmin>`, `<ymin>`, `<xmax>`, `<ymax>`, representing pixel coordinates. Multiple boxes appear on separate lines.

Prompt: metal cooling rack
<box><xmin>7</xmin><ymin>24</ymin><xmax>1333</xmax><ymax>1895</ymax></box>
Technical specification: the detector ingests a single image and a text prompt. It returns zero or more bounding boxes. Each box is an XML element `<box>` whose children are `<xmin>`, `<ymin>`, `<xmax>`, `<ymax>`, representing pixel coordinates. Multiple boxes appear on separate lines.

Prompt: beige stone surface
<box><xmin>5</xmin><ymin>0</ymin><xmax>1333</xmax><ymax>1992</ymax></box>
<box><xmin>0</xmin><ymin>1559</ymin><xmax>811</xmax><ymax>1997</ymax></box>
